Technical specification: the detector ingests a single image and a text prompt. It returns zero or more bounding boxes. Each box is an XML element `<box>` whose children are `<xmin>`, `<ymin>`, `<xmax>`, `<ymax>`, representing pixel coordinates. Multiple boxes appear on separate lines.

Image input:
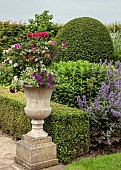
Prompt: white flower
<box><xmin>11</xmin><ymin>45</ymin><xmax>15</xmax><ymax>48</ymax></box>
<box><xmin>13</xmin><ymin>63</ymin><xmax>18</xmax><ymax>67</ymax></box>
<box><xmin>14</xmin><ymin>76</ymin><xmax>18</xmax><ymax>82</ymax></box>
<box><xmin>9</xmin><ymin>60</ymin><xmax>12</xmax><ymax>64</ymax></box>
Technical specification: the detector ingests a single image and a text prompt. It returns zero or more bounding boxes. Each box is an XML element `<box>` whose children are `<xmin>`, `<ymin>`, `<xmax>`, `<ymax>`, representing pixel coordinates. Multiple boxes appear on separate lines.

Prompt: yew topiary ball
<box><xmin>56</xmin><ymin>17</ymin><xmax>114</xmax><ymax>62</ymax></box>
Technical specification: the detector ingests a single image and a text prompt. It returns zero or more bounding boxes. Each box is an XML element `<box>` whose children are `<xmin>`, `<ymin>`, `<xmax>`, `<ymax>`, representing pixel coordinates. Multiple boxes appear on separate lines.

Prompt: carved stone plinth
<box><xmin>14</xmin><ymin>135</ymin><xmax>58</xmax><ymax>170</ymax></box>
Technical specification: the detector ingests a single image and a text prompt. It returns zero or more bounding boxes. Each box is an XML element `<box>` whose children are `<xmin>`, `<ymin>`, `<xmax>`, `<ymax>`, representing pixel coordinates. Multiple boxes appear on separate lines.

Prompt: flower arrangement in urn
<box><xmin>2</xmin><ymin>31</ymin><xmax>67</xmax><ymax>92</ymax></box>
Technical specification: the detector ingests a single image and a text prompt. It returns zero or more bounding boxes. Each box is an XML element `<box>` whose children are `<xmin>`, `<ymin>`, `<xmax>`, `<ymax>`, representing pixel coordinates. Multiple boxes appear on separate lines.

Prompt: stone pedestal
<box><xmin>14</xmin><ymin>135</ymin><xmax>58</xmax><ymax>170</ymax></box>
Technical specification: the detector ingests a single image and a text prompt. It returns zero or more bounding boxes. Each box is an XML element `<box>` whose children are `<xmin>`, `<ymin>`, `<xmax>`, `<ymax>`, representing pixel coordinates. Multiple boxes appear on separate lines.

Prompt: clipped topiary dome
<box><xmin>55</xmin><ymin>17</ymin><xmax>114</xmax><ymax>62</ymax></box>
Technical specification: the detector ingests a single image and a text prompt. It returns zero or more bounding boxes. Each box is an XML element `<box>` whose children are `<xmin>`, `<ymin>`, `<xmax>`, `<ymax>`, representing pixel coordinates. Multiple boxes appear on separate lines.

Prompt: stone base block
<box><xmin>14</xmin><ymin>135</ymin><xmax>58</xmax><ymax>170</ymax></box>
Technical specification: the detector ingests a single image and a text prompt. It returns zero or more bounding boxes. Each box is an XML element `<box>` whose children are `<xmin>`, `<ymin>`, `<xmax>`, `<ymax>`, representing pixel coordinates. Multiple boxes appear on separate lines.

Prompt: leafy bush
<box><xmin>0</xmin><ymin>86</ymin><xmax>90</xmax><ymax>163</ymax></box>
<box><xmin>0</xmin><ymin>21</ymin><xmax>26</xmax><ymax>60</ymax></box>
<box><xmin>77</xmin><ymin>61</ymin><xmax>121</xmax><ymax>148</ymax></box>
<box><xmin>51</xmin><ymin>60</ymin><xmax>108</xmax><ymax>107</ymax></box>
<box><xmin>0</xmin><ymin>64</ymin><xmax>13</xmax><ymax>86</ymax></box>
<box><xmin>24</xmin><ymin>10</ymin><xmax>59</xmax><ymax>39</ymax></box>
<box><xmin>55</xmin><ymin>17</ymin><xmax>114</xmax><ymax>62</ymax></box>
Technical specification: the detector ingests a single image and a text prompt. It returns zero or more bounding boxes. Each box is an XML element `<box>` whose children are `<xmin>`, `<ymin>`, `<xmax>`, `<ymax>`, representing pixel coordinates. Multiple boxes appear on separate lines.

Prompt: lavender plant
<box><xmin>77</xmin><ymin>61</ymin><xmax>121</xmax><ymax>147</ymax></box>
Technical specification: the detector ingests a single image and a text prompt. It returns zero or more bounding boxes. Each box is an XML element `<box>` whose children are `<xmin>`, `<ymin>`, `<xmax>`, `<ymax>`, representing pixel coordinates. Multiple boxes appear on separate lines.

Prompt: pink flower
<box><xmin>37</xmin><ymin>32</ymin><xmax>49</xmax><ymax>38</ymax></box>
<box><xmin>50</xmin><ymin>41</ymin><xmax>56</xmax><ymax>45</ymax></box>
<box><xmin>14</xmin><ymin>76</ymin><xmax>18</xmax><ymax>82</ymax></box>
<box><xmin>62</xmin><ymin>42</ymin><xmax>67</xmax><ymax>48</ymax></box>
<box><xmin>13</xmin><ymin>63</ymin><xmax>18</xmax><ymax>67</ymax></box>
<box><xmin>15</xmin><ymin>43</ymin><xmax>21</xmax><ymax>49</ymax></box>
<box><xmin>30</xmin><ymin>44</ymin><xmax>35</xmax><ymax>47</ymax></box>
<box><xmin>27</xmin><ymin>33</ymin><xmax>34</xmax><ymax>37</ymax></box>
<box><xmin>32</xmin><ymin>48</ymin><xmax>36</xmax><ymax>51</ymax></box>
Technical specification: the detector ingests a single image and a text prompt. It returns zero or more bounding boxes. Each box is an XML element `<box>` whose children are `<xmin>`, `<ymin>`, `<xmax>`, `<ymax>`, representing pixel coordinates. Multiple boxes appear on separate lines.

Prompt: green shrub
<box><xmin>0</xmin><ymin>21</ymin><xmax>26</xmax><ymax>60</ymax></box>
<box><xmin>0</xmin><ymin>64</ymin><xmax>13</xmax><ymax>86</ymax></box>
<box><xmin>55</xmin><ymin>17</ymin><xmax>114</xmax><ymax>62</ymax></box>
<box><xmin>24</xmin><ymin>10</ymin><xmax>59</xmax><ymax>39</ymax></box>
<box><xmin>51</xmin><ymin>60</ymin><xmax>108</xmax><ymax>108</ymax></box>
<box><xmin>0</xmin><ymin>86</ymin><xmax>90</xmax><ymax>163</ymax></box>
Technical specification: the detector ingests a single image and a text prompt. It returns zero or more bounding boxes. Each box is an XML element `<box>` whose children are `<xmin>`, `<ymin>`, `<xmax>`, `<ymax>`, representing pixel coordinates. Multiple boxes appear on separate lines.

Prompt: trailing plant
<box><xmin>77</xmin><ymin>61</ymin><xmax>121</xmax><ymax>148</ymax></box>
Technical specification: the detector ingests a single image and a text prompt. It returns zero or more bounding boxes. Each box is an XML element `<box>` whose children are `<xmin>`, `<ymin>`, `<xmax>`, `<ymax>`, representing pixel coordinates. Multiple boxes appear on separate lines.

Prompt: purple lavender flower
<box><xmin>82</xmin><ymin>95</ymin><xmax>87</xmax><ymax>105</ymax></box>
<box><xmin>77</xmin><ymin>95</ymin><xmax>83</xmax><ymax>109</ymax></box>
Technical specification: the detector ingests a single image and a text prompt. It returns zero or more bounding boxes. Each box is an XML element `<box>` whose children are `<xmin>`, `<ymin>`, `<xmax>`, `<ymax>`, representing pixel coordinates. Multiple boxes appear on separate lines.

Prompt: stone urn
<box><xmin>23</xmin><ymin>84</ymin><xmax>55</xmax><ymax>138</ymax></box>
<box><xmin>15</xmin><ymin>84</ymin><xmax>58</xmax><ymax>170</ymax></box>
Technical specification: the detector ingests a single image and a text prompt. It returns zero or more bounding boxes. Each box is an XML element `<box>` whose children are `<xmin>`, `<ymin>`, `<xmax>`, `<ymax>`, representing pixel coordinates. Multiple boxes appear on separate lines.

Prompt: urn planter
<box><xmin>23</xmin><ymin>85</ymin><xmax>55</xmax><ymax>138</ymax></box>
<box><xmin>15</xmin><ymin>85</ymin><xmax>58</xmax><ymax>170</ymax></box>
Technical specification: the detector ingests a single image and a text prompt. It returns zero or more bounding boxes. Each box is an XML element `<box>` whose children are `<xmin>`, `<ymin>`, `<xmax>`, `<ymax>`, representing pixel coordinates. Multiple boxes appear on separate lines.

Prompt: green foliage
<box><xmin>0</xmin><ymin>86</ymin><xmax>90</xmax><ymax>163</ymax></box>
<box><xmin>0</xmin><ymin>64</ymin><xmax>13</xmax><ymax>86</ymax></box>
<box><xmin>51</xmin><ymin>60</ymin><xmax>108</xmax><ymax>108</ymax></box>
<box><xmin>55</xmin><ymin>17</ymin><xmax>114</xmax><ymax>62</ymax></box>
<box><xmin>24</xmin><ymin>10</ymin><xmax>59</xmax><ymax>38</ymax></box>
<box><xmin>0</xmin><ymin>21</ymin><xmax>26</xmax><ymax>59</ymax></box>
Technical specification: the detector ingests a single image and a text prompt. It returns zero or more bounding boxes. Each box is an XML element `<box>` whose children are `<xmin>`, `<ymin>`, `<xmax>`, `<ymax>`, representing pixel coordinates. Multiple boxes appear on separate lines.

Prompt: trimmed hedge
<box><xmin>0</xmin><ymin>21</ymin><xmax>26</xmax><ymax>60</ymax></box>
<box><xmin>0</xmin><ymin>86</ymin><xmax>90</xmax><ymax>163</ymax></box>
<box><xmin>55</xmin><ymin>17</ymin><xmax>114</xmax><ymax>62</ymax></box>
<box><xmin>51</xmin><ymin>60</ymin><xmax>108</xmax><ymax>108</ymax></box>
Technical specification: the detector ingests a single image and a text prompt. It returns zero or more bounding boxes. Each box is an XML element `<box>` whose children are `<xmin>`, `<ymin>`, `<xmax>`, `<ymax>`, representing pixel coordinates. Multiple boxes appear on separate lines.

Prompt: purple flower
<box><xmin>39</xmin><ymin>79</ymin><xmax>44</xmax><ymax>85</ymax></box>
<box><xmin>42</xmin><ymin>70</ymin><xmax>47</xmax><ymax>75</ymax></box>
<box><xmin>77</xmin><ymin>95</ymin><xmax>83</xmax><ymax>109</ymax></box>
<box><xmin>82</xmin><ymin>95</ymin><xmax>87</xmax><ymax>105</ymax></box>
<box><xmin>48</xmin><ymin>77</ymin><xmax>53</xmax><ymax>82</ymax></box>
<box><xmin>48</xmin><ymin>73</ymin><xmax>53</xmax><ymax>77</ymax></box>
<box><xmin>48</xmin><ymin>82</ymin><xmax>53</xmax><ymax>87</ymax></box>
<box><xmin>36</xmin><ymin>76</ymin><xmax>42</xmax><ymax>81</ymax></box>
<box><xmin>94</xmin><ymin>99</ymin><xmax>100</xmax><ymax>110</ymax></box>
<box><xmin>10</xmin><ymin>87</ymin><xmax>15</xmax><ymax>93</ymax></box>
<box><xmin>33</xmin><ymin>72</ymin><xmax>36</xmax><ymax>77</ymax></box>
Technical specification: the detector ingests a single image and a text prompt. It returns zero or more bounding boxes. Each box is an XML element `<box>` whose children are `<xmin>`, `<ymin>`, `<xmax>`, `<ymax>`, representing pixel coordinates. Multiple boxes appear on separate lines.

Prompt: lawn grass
<box><xmin>65</xmin><ymin>152</ymin><xmax>121</xmax><ymax>170</ymax></box>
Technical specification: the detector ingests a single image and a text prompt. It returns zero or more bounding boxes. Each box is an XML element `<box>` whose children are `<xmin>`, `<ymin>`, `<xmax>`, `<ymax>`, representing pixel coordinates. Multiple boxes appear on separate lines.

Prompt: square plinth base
<box><xmin>14</xmin><ymin>135</ymin><xmax>58</xmax><ymax>170</ymax></box>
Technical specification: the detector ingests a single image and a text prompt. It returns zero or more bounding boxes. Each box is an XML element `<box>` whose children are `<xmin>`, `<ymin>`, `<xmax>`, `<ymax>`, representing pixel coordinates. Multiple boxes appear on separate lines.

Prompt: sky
<box><xmin>0</xmin><ymin>0</ymin><xmax>121</xmax><ymax>25</ymax></box>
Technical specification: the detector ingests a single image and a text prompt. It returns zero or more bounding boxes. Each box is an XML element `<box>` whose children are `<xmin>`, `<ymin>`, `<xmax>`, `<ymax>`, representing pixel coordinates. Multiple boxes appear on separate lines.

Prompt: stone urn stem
<box><xmin>27</xmin><ymin>120</ymin><xmax>48</xmax><ymax>138</ymax></box>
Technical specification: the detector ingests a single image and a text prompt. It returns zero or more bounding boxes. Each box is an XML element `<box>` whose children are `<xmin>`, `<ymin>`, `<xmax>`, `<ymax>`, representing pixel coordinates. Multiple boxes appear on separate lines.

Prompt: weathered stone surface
<box><xmin>15</xmin><ymin>136</ymin><xmax>58</xmax><ymax>169</ymax></box>
<box><xmin>0</xmin><ymin>136</ymin><xmax>16</xmax><ymax>169</ymax></box>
